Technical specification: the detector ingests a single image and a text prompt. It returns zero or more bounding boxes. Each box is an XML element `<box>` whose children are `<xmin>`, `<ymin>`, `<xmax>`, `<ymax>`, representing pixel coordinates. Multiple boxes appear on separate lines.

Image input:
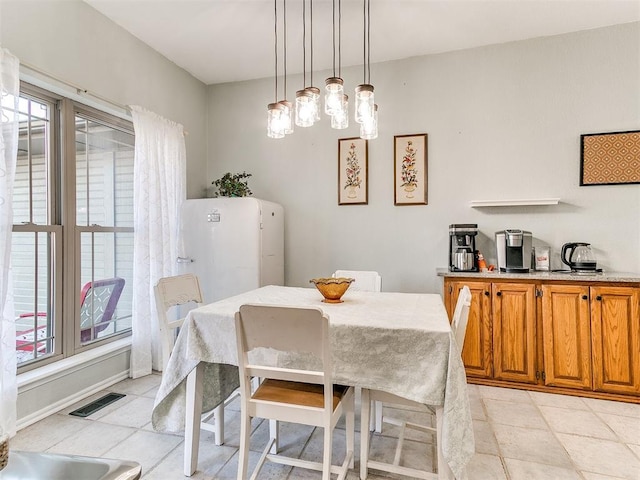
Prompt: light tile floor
<box><xmin>10</xmin><ymin>374</ymin><xmax>640</xmax><ymax>479</ymax></box>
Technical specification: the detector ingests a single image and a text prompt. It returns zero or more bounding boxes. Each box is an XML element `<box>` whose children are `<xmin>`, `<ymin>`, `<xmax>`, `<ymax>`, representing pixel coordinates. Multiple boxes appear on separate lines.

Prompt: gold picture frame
<box><xmin>580</xmin><ymin>130</ymin><xmax>640</xmax><ymax>186</ymax></box>
<box><xmin>338</xmin><ymin>137</ymin><xmax>368</xmax><ymax>205</ymax></box>
<box><xmin>394</xmin><ymin>133</ymin><xmax>427</xmax><ymax>205</ymax></box>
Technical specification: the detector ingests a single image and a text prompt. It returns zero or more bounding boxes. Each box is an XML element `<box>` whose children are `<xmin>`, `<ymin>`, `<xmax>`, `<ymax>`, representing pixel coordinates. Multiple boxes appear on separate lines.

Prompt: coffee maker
<box><xmin>449</xmin><ymin>224</ymin><xmax>478</xmax><ymax>272</ymax></box>
<box><xmin>495</xmin><ymin>229</ymin><xmax>532</xmax><ymax>273</ymax></box>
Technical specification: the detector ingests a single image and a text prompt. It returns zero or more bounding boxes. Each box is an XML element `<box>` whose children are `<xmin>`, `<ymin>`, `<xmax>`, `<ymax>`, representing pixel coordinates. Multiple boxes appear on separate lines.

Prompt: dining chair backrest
<box><xmin>154</xmin><ymin>273</ymin><xmax>203</xmax><ymax>371</ymax></box>
<box><xmin>235</xmin><ymin>304</ymin><xmax>331</xmax><ymax>387</ymax></box>
<box><xmin>333</xmin><ymin>270</ymin><xmax>381</xmax><ymax>292</ymax></box>
<box><xmin>451</xmin><ymin>285</ymin><xmax>472</xmax><ymax>350</ymax></box>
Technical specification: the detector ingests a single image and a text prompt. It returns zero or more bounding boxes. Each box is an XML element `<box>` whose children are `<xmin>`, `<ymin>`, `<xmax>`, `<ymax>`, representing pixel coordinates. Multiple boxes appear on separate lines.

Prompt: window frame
<box><xmin>15</xmin><ymin>84</ymin><xmax>135</xmax><ymax>373</ymax></box>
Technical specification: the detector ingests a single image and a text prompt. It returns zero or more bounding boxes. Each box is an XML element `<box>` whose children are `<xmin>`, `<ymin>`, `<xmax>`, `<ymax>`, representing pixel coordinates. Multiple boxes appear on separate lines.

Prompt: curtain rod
<box><xmin>21</xmin><ymin>61</ymin><xmax>130</xmax><ymax>113</ymax></box>
<box><xmin>20</xmin><ymin>61</ymin><xmax>189</xmax><ymax>136</ymax></box>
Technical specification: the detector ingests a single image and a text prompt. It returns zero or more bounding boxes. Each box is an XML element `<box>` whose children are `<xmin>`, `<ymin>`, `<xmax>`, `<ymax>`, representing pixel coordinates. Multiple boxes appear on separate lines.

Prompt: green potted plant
<box><xmin>210</xmin><ymin>172</ymin><xmax>253</xmax><ymax>197</ymax></box>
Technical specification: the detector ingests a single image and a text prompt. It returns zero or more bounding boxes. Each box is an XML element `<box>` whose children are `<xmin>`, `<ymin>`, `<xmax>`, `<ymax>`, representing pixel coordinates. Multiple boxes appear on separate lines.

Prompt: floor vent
<box><xmin>69</xmin><ymin>393</ymin><xmax>126</xmax><ymax>418</ymax></box>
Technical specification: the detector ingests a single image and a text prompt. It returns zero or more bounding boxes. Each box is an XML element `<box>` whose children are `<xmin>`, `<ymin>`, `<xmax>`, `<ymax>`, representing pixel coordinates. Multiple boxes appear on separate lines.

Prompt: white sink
<box><xmin>0</xmin><ymin>451</ymin><xmax>141</xmax><ymax>480</ymax></box>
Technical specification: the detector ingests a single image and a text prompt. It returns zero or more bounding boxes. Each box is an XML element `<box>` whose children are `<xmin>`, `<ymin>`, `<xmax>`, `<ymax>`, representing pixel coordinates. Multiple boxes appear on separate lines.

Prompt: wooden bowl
<box><xmin>310</xmin><ymin>277</ymin><xmax>354</xmax><ymax>303</ymax></box>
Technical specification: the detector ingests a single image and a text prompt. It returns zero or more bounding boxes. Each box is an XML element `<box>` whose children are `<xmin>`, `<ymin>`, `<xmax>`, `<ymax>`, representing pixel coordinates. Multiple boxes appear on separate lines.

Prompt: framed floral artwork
<box><xmin>338</xmin><ymin>137</ymin><xmax>368</xmax><ymax>205</ymax></box>
<box><xmin>394</xmin><ymin>133</ymin><xmax>427</xmax><ymax>205</ymax></box>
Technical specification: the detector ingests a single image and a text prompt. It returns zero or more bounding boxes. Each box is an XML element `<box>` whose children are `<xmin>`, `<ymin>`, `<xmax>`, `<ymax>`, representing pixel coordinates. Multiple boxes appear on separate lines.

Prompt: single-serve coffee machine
<box><xmin>449</xmin><ymin>224</ymin><xmax>478</xmax><ymax>272</ymax></box>
<box><xmin>496</xmin><ymin>229</ymin><xmax>532</xmax><ymax>273</ymax></box>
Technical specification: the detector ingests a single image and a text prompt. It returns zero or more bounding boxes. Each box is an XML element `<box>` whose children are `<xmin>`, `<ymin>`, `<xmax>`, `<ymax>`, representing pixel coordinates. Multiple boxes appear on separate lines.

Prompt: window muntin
<box><xmin>12</xmin><ymin>84</ymin><xmax>135</xmax><ymax>369</ymax></box>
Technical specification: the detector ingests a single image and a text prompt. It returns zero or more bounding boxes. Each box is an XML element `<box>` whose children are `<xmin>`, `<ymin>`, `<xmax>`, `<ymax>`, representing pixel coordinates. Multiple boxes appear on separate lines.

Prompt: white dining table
<box><xmin>151</xmin><ymin>285</ymin><xmax>475</xmax><ymax>479</ymax></box>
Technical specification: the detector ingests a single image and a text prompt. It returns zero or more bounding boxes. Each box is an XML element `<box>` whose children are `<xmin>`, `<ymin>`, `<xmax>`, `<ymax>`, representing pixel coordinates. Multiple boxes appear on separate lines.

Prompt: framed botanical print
<box><xmin>338</xmin><ymin>137</ymin><xmax>368</xmax><ymax>205</ymax></box>
<box><xmin>394</xmin><ymin>133</ymin><xmax>427</xmax><ymax>205</ymax></box>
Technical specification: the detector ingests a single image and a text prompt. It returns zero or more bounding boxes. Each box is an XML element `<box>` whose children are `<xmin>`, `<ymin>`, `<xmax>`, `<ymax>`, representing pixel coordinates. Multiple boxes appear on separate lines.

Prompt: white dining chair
<box><xmin>333</xmin><ymin>270</ymin><xmax>382</xmax><ymax>293</ymax></box>
<box><xmin>359</xmin><ymin>285</ymin><xmax>472</xmax><ymax>480</ymax></box>
<box><xmin>235</xmin><ymin>304</ymin><xmax>355</xmax><ymax>480</ymax></box>
<box><xmin>154</xmin><ymin>273</ymin><xmax>235</xmax><ymax>446</ymax></box>
<box><xmin>333</xmin><ymin>269</ymin><xmax>384</xmax><ymax>432</ymax></box>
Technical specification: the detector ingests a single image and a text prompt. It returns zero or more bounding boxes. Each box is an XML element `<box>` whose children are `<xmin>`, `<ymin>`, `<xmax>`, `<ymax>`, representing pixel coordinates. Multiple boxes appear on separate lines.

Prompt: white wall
<box><xmin>1</xmin><ymin>0</ymin><xmax>210</xmax><ymax>424</ymax></box>
<box><xmin>207</xmin><ymin>22</ymin><xmax>640</xmax><ymax>293</ymax></box>
<box><xmin>0</xmin><ymin>0</ymin><xmax>209</xmax><ymax>199</ymax></box>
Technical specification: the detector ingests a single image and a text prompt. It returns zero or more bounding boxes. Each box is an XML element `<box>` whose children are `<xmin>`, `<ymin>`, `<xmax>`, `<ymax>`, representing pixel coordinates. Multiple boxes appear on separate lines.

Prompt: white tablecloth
<box><xmin>152</xmin><ymin>285</ymin><xmax>474</xmax><ymax>479</ymax></box>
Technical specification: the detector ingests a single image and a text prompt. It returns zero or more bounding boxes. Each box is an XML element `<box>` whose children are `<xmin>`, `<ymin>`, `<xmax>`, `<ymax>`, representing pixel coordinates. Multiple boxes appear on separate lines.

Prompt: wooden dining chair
<box><xmin>359</xmin><ymin>285</ymin><xmax>472</xmax><ymax>480</ymax></box>
<box><xmin>154</xmin><ymin>273</ymin><xmax>233</xmax><ymax>446</ymax></box>
<box><xmin>235</xmin><ymin>304</ymin><xmax>355</xmax><ymax>480</ymax></box>
<box><xmin>333</xmin><ymin>270</ymin><xmax>382</xmax><ymax>293</ymax></box>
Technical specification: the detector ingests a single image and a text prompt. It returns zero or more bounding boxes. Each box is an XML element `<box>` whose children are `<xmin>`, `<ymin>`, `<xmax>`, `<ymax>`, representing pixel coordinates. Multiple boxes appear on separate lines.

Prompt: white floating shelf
<box><xmin>469</xmin><ymin>198</ymin><xmax>561</xmax><ymax>207</ymax></box>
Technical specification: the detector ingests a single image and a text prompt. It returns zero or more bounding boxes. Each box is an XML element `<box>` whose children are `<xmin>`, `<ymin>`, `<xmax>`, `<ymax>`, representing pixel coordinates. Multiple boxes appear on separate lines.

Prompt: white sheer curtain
<box><xmin>0</xmin><ymin>48</ymin><xmax>19</xmax><ymax>441</ymax></box>
<box><xmin>129</xmin><ymin>106</ymin><xmax>186</xmax><ymax>378</ymax></box>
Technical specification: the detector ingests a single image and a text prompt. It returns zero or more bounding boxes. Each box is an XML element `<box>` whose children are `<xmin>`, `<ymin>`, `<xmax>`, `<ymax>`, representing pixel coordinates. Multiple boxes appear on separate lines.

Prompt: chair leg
<box><xmin>374</xmin><ymin>400</ymin><xmax>383</xmax><ymax>433</ymax></box>
<box><xmin>269</xmin><ymin>419</ymin><xmax>279</xmax><ymax>454</ymax></box>
<box><xmin>213</xmin><ymin>404</ymin><xmax>224</xmax><ymax>446</ymax></box>
<box><xmin>237</xmin><ymin>413</ymin><xmax>251</xmax><ymax>480</ymax></box>
<box><xmin>346</xmin><ymin>392</ymin><xmax>355</xmax><ymax>469</ymax></box>
<box><xmin>322</xmin><ymin>425</ymin><xmax>333</xmax><ymax>480</ymax></box>
<box><xmin>360</xmin><ymin>389</ymin><xmax>370</xmax><ymax>480</ymax></box>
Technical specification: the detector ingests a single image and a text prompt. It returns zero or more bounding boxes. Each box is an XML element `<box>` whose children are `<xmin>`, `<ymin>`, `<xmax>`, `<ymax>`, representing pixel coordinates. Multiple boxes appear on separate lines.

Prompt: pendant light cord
<box><xmin>274</xmin><ymin>0</ymin><xmax>278</xmax><ymax>102</ymax></box>
<box><xmin>332</xmin><ymin>0</ymin><xmax>336</xmax><ymax>77</ymax></box>
<box><xmin>302</xmin><ymin>0</ymin><xmax>306</xmax><ymax>87</ymax></box>
<box><xmin>338</xmin><ymin>0</ymin><xmax>342</xmax><ymax>78</ymax></box>
<box><xmin>310</xmin><ymin>0</ymin><xmax>314</xmax><ymax>87</ymax></box>
<box><xmin>367</xmin><ymin>0</ymin><xmax>371</xmax><ymax>84</ymax></box>
<box><xmin>362</xmin><ymin>0</ymin><xmax>366</xmax><ymax>83</ymax></box>
<box><xmin>283</xmin><ymin>0</ymin><xmax>287</xmax><ymax>98</ymax></box>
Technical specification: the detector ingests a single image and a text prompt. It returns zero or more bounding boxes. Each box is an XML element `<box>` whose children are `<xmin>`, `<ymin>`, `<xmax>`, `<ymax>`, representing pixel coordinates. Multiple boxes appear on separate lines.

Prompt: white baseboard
<box><xmin>16</xmin><ymin>370</ymin><xmax>130</xmax><ymax>430</ymax></box>
<box><xmin>17</xmin><ymin>339</ymin><xmax>132</xmax><ymax>430</ymax></box>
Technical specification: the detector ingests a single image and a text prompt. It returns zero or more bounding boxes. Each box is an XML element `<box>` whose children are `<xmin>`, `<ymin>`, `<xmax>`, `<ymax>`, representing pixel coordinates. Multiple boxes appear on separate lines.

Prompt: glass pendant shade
<box><xmin>355</xmin><ymin>84</ymin><xmax>374</xmax><ymax>124</ymax></box>
<box><xmin>267</xmin><ymin>102</ymin><xmax>285</xmax><ymax>138</ymax></box>
<box><xmin>324</xmin><ymin>77</ymin><xmax>344</xmax><ymax>116</ymax></box>
<box><xmin>331</xmin><ymin>94</ymin><xmax>349</xmax><ymax>130</ymax></box>
<box><xmin>305</xmin><ymin>87</ymin><xmax>321</xmax><ymax>121</ymax></box>
<box><xmin>295</xmin><ymin>89</ymin><xmax>315</xmax><ymax>127</ymax></box>
<box><xmin>278</xmin><ymin>100</ymin><xmax>294</xmax><ymax>134</ymax></box>
<box><xmin>360</xmin><ymin>103</ymin><xmax>378</xmax><ymax>139</ymax></box>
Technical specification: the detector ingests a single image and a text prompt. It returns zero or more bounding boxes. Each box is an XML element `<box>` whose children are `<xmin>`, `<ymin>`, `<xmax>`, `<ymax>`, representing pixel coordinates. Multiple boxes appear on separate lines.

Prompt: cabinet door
<box><xmin>492</xmin><ymin>282</ymin><xmax>537</xmax><ymax>383</ymax></box>
<box><xmin>541</xmin><ymin>285</ymin><xmax>592</xmax><ymax>389</ymax></box>
<box><xmin>591</xmin><ymin>286</ymin><xmax>640</xmax><ymax>396</ymax></box>
<box><xmin>449</xmin><ymin>280</ymin><xmax>492</xmax><ymax>378</ymax></box>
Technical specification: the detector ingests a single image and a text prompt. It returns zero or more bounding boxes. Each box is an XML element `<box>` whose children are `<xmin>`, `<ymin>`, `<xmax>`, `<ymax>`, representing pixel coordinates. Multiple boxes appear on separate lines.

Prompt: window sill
<box><xmin>17</xmin><ymin>338</ymin><xmax>131</xmax><ymax>391</ymax></box>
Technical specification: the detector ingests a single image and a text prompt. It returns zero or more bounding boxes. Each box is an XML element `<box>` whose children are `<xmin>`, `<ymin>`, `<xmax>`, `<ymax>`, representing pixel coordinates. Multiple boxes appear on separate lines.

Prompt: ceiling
<box><xmin>84</xmin><ymin>0</ymin><xmax>640</xmax><ymax>85</ymax></box>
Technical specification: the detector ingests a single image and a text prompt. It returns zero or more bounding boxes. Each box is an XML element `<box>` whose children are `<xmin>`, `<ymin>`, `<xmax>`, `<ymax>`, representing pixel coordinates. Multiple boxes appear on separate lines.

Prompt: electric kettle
<box><xmin>561</xmin><ymin>242</ymin><xmax>597</xmax><ymax>272</ymax></box>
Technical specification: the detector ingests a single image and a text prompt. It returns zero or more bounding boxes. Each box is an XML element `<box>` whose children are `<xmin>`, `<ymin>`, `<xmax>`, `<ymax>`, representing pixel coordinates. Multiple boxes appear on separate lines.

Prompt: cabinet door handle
<box><xmin>484</xmin><ymin>291</ymin><xmax>490</xmax><ymax>297</ymax></box>
<box><xmin>596</xmin><ymin>295</ymin><xmax>602</xmax><ymax>301</ymax></box>
<box><xmin>496</xmin><ymin>291</ymin><xmax>502</xmax><ymax>297</ymax></box>
<box><xmin>582</xmin><ymin>295</ymin><xmax>588</xmax><ymax>300</ymax></box>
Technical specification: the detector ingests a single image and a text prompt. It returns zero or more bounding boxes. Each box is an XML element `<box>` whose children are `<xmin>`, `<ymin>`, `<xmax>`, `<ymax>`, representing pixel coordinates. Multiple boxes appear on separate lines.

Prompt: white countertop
<box><xmin>436</xmin><ymin>268</ymin><xmax>640</xmax><ymax>283</ymax></box>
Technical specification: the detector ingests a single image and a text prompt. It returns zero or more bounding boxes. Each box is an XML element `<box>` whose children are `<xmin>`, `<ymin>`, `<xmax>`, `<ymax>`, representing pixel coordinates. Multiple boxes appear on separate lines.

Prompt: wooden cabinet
<box><xmin>444</xmin><ymin>276</ymin><xmax>640</xmax><ymax>402</ymax></box>
<box><xmin>541</xmin><ymin>284</ymin><xmax>592</xmax><ymax>390</ymax></box>
<box><xmin>448</xmin><ymin>280</ymin><xmax>492</xmax><ymax>378</ymax></box>
<box><xmin>591</xmin><ymin>286</ymin><xmax>640</xmax><ymax>396</ymax></box>
<box><xmin>492</xmin><ymin>282</ymin><xmax>537</xmax><ymax>384</ymax></box>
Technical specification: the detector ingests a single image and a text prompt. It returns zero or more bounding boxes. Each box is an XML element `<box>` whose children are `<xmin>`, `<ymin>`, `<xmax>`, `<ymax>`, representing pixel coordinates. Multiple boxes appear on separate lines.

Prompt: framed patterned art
<box><xmin>394</xmin><ymin>133</ymin><xmax>427</xmax><ymax>205</ymax></box>
<box><xmin>580</xmin><ymin>130</ymin><xmax>640</xmax><ymax>186</ymax></box>
<box><xmin>338</xmin><ymin>137</ymin><xmax>368</xmax><ymax>205</ymax></box>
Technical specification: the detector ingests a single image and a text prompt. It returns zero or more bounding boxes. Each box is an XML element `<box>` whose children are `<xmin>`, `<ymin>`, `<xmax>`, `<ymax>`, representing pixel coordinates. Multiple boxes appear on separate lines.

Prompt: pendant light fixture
<box><xmin>360</xmin><ymin>103</ymin><xmax>378</xmax><ymax>139</ymax></box>
<box><xmin>295</xmin><ymin>0</ymin><xmax>316</xmax><ymax>127</ymax></box>
<box><xmin>267</xmin><ymin>0</ymin><xmax>376</xmax><ymax>139</ymax></box>
<box><xmin>267</xmin><ymin>0</ymin><xmax>285</xmax><ymax>138</ymax></box>
<box><xmin>324</xmin><ymin>0</ymin><xmax>343</xmax><ymax>117</ymax></box>
<box><xmin>305</xmin><ymin>0</ymin><xmax>321</xmax><ymax>122</ymax></box>
<box><xmin>277</xmin><ymin>0</ymin><xmax>293</xmax><ymax>134</ymax></box>
<box><xmin>355</xmin><ymin>0</ymin><xmax>374</xmax><ymax>126</ymax></box>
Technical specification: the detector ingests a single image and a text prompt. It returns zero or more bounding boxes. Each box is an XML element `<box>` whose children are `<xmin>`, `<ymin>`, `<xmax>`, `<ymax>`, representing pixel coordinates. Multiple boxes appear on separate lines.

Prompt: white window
<box><xmin>12</xmin><ymin>83</ymin><xmax>135</xmax><ymax>371</ymax></box>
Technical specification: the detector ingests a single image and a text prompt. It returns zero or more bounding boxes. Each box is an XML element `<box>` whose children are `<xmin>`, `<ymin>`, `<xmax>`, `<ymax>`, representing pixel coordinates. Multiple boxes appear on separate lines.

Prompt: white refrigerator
<box><xmin>178</xmin><ymin>197</ymin><xmax>284</xmax><ymax>303</ymax></box>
